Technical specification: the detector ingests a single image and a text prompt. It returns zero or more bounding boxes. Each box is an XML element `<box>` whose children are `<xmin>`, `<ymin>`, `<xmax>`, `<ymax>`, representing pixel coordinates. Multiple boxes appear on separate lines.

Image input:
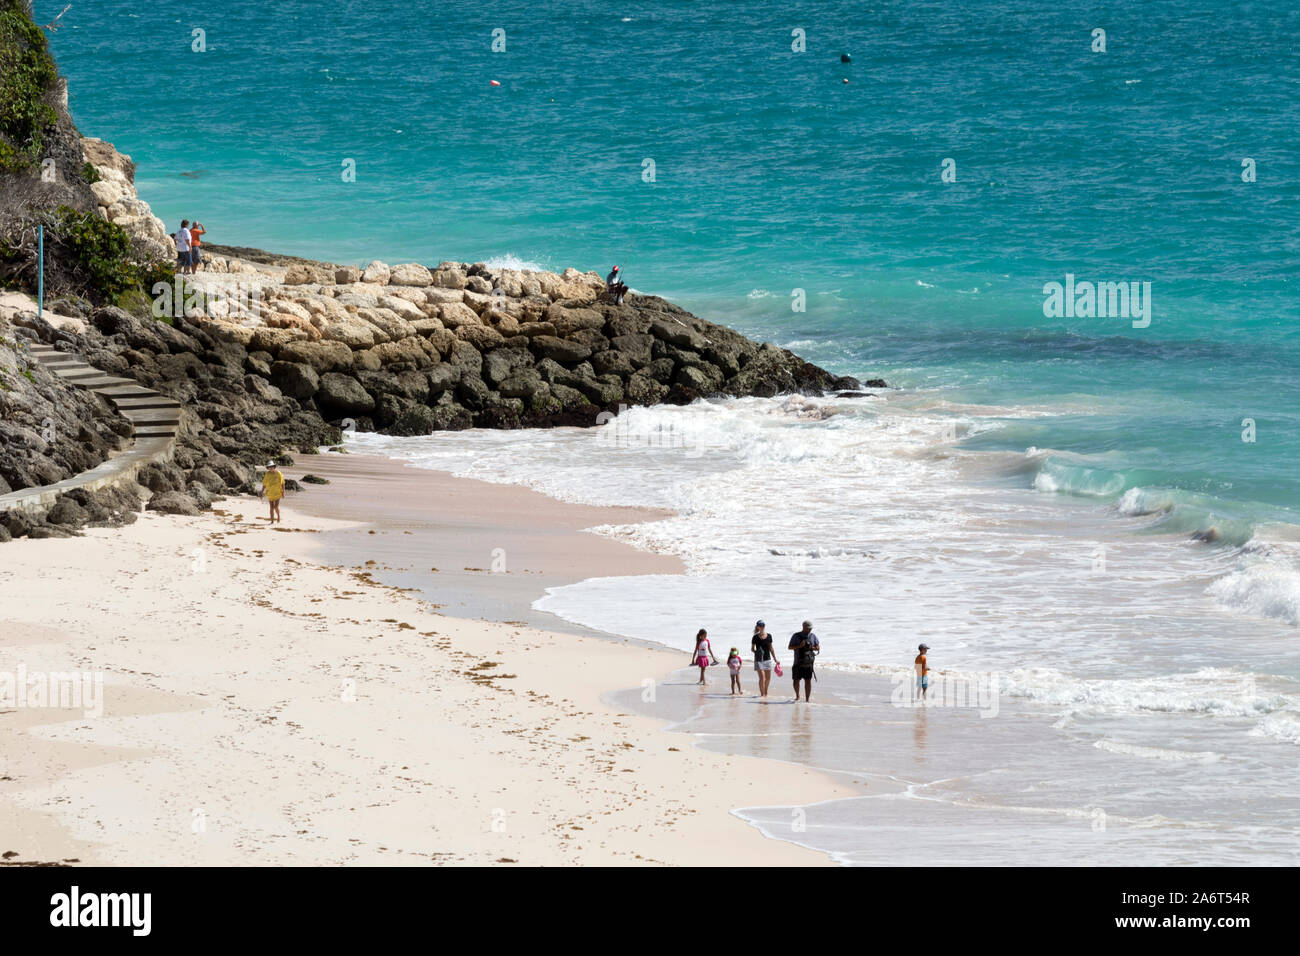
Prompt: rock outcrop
<box><xmin>161</xmin><ymin>248</ymin><xmax>866</xmax><ymax>435</ymax></box>
<box><xmin>81</xmin><ymin>136</ymin><xmax>173</xmax><ymax>262</ymax></box>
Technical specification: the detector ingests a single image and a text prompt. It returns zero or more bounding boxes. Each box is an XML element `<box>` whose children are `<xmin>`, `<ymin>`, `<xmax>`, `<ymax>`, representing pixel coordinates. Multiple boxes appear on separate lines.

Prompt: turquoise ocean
<box><xmin>49</xmin><ymin>1</ymin><xmax>1300</xmax><ymax>863</ymax></box>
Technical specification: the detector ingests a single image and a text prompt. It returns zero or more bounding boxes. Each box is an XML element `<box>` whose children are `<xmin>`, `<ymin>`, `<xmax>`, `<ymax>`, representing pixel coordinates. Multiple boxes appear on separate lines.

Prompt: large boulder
<box><xmin>482</xmin><ymin>348</ymin><xmax>532</xmax><ymax>388</ymax></box>
<box><xmin>146</xmin><ymin>491</ymin><xmax>202</xmax><ymax>516</ymax></box>
<box><xmin>546</xmin><ymin>306</ymin><xmax>605</xmax><ymax>336</ymax></box>
<box><xmin>321</xmin><ymin>314</ymin><xmax>378</xmax><ymax>349</ymax></box>
<box><xmin>361</xmin><ymin>260</ymin><xmax>391</xmax><ymax>284</ymax></box>
<box><xmin>277</xmin><ymin>339</ymin><xmax>354</xmax><ymax>372</ymax></box>
<box><xmin>456</xmin><ymin>324</ymin><xmax>506</xmax><ymax>351</ymax></box>
<box><xmin>317</xmin><ymin>373</ymin><xmax>376</xmax><ymax>415</ymax></box>
<box><xmin>530</xmin><ymin>335</ymin><xmax>592</xmax><ymax>364</ymax></box>
<box><xmin>270</xmin><ymin>361</ymin><xmax>321</xmax><ymax>400</ymax></box>
<box><xmin>498</xmin><ymin>368</ymin><xmax>546</xmax><ymax>400</ymax></box>
<box><xmin>438</xmin><ymin>301</ymin><xmax>481</xmax><ymax>329</ymax></box>
<box><xmin>389</xmin><ymin>263</ymin><xmax>434</xmax><ymax>287</ymax></box>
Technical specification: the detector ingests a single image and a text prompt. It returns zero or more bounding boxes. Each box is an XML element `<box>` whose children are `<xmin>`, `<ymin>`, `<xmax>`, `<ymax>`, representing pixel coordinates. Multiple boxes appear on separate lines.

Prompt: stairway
<box><xmin>0</xmin><ymin>343</ymin><xmax>182</xmax><ymax>515</ymax></box>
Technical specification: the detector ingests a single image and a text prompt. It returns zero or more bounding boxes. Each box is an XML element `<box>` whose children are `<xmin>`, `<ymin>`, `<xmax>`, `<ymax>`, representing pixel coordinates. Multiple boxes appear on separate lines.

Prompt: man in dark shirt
<box><xmin>788</xmin><ymin>620</ymin><xmax>820</xmax><ymax>702</ymax></box>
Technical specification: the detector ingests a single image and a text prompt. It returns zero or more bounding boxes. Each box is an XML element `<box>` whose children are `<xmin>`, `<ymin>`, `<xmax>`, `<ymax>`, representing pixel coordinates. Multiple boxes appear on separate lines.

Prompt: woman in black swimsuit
<box><xmin>750</xmin><ymin>620</ymin><xmax>776</xmax><ymax>697</ymax></box>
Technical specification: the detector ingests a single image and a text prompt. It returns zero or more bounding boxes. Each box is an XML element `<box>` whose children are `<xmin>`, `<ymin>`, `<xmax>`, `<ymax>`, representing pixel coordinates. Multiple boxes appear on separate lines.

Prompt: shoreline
<box><xmin>0</xmin><ymin>452</ymin><xmax>854</xmax><ymax>867</ymax></box>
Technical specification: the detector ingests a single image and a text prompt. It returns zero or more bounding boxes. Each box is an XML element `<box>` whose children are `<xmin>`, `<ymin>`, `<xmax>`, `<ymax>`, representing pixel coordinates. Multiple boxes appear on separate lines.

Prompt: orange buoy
<box><xmin>490</xmin><ymin>80</ymin><xmax>501</xmax><ymax>87</ymax></box>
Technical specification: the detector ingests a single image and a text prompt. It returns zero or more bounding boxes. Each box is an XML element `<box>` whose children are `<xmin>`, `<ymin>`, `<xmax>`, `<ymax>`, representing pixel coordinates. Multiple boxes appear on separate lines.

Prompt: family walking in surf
<box><xmin>691</xmin><ymin>627</ymin><xmax>936</xmax><ymax>705</ymax></box>
<box><xmin>691</xmin><ymin>620</ymin><xmax>821</xmax><ymax>701</ymax></box>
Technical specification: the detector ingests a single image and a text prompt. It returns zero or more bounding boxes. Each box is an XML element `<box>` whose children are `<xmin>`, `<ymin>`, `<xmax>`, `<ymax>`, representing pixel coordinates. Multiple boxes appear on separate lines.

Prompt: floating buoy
<box><xmin>842</xmin><ymin>77</ymin><xmax>849</xmax><ymax>84</ymax></box>
<box><xmin>841</xmin><ymin>53</ymin><xmax>851</xmax><ymax>63</ymax></box>
<box><xmin>490</xmin><ymin>80</ymin><xmax>501</xmax><ymax>87</ymax></box>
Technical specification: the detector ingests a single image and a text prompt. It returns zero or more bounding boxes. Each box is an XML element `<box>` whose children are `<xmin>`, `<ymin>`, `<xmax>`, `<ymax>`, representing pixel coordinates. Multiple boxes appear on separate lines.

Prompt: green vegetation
<box><xmin>0</xmin><ymin>206</ymin><xmax>176</xmax><ymax>314</ymax></box>
<box><xmin>49</xmin><ymin>205</ymin><xmax>176</xmax><ymax>310</ymax></box>
<box><xmin>0</xmin><ymin>3</ymin><xmax>174</xmax><ymax>319</ymax></box>
<box><xmin>0</xmin><ymin>0</ymin><xmax>60</xmax><ymax>173</ymax></box>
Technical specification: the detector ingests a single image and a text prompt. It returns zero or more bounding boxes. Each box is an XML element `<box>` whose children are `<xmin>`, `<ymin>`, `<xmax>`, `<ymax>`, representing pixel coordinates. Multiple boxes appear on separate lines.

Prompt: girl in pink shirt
<box><xmin>692</xmin><ymin>629</ymin><xmax>719</xmax><ymax>684</ymax></box>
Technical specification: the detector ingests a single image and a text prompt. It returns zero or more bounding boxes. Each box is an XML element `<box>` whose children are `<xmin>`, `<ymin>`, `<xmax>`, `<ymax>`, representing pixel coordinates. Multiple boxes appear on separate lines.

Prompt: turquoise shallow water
<box><xmin>49</xmin><ymin>0</ymin><xmax>1300</xmax><ymax>539</ymax></box>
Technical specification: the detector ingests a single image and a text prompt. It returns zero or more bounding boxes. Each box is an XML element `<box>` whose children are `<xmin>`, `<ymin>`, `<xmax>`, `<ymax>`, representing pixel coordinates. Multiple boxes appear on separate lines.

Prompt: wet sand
<box><xmin>285</xmin><ymin>451</ymin><xmax>683</xmax><ymax>634</ymax></box>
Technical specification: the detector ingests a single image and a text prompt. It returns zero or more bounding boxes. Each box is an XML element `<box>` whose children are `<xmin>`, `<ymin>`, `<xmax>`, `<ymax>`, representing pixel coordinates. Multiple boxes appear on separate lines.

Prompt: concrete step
<box><xmin>77</xmin><ymin>376</ymin><xmax>141</xmax><ymax>388</ymax></box>
<box><xmin>0</xmin><ymin>345</ymin><xmax>183</xmax><ymax>515</ymax></box>
<box><xmin>95</xmin><ymin>385</ymin><xmax>158</xmax><ymax>399</ymax></box>
<box><xmin>110</xmin><ymin>397</ymin><xmax>182</xmax><ymax>411</ymax></box>
<box><xmin>120</xmin><ymin>410</ymin><xmax>181</xmax><ymax>425</ymax></box>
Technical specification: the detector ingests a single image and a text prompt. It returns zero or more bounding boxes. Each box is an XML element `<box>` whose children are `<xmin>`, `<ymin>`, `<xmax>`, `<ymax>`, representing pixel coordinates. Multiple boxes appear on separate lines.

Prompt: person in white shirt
<box><xmin>174</xmin><ymin>220</ymin><xmax>193</xmax><ymax>274</ymax></box>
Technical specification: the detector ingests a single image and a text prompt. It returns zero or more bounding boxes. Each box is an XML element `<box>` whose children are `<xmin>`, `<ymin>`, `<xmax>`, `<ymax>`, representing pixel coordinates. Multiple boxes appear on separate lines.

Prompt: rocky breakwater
<box><xmin>183</xmin><ymin>251</ymin><xmax>872</xmax><ymax>436</ymax></box>
<box><xmin>0</xmin><ymin>252</ymin><xmax>879</xmax><ymax>540</ymax></box>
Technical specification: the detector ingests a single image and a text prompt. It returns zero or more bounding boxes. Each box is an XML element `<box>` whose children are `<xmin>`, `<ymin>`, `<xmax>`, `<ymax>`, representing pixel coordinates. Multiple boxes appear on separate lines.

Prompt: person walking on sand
<box><xmin>259</xmin><ymin>460</ymin><xmax>285</xmax><ymax>524</ymax></box>
<box><xmin>914</xmin><ymin>643</ymin><xmax>931</xmax><ymax>702</ymax></box>
<box><xmin>188</xmin><ymin>220</ymin><xmax>205</xmax><ymax>273</ymax></box>
<box><xmin>751</xmin><ymin>620</ymin><xmax>777</xmax><ymax>697</ymax></box>
<box><xmin>788</xmin><ymin>620</ymin><xmax>820</xmax><ymax>702</ymax></box>
<box><xmin>691</xmin><ymin>629</ymin><xmax>719</xmax><ymax>684</ymax></box>
<box><xmin>727</xmin><ymin>647</ymin><xmax>744</xmax><ymax>695</ymax></box>
<box><xmin>174</xmin><ymin>220</ymin><xmax>193</xmax><ymax>275</ymax></box>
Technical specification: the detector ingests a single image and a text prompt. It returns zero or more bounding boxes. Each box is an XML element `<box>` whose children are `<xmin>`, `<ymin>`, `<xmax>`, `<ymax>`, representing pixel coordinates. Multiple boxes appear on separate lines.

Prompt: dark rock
<box><xmin>45</xmin><ymin>498</ymin><xmax>88</xmax><ymax>527</ymax></box>
<box><xmin>456</xmin><ymin>375</ymin><xmax>491</xmax><ymax>410</ymax></box>
<box><xmin>301</xmin><ymin>474</ymin><xmax>331</xmax><ymax>485</ymax></box>
<box><xmin>482</xmin><ymin>348</ymin><xmax>532</xmax><ymax>387</ymax></box>
<box><xmin>498</xmin><ymin>368</ymin><xmax>546</xmax><ymax>400</ymax></box>
<box><xmin>29</xmin><ymin>525</ymin><xmax>76</xmax><ymax>539</ymax></box>
<box><xmin>429</xmin><ymin>403</ymin><xmax>473</xmax><ymax>430</ymax></box>
<box><xmin>146</xmin><ymin>491</ymin><xmax>202</xmax><ymax>516</ymax></box>
<box><xmin>425</xmin><ymin>363</ymin><xmax>460</xmax><ymax>392</ymax></box>
<box><xmin>387</xmin><ymin>403</ymin><xmax>439</xmax><ymax>434</ymax></box>
<box><xmin>317</xmin><ymin>373</ymin><xmax>376</xmax><ymax>415</ymax></box>
<box><xmin>530</xmin><ymin>335</ymin><xmax>591</xmax><ymax>364</ymax></box>
<box><xmin>188</xmin><ymin>465</ymin><xmax>226</xmax><ymax>493</ymax></box>
<box><xmin>675</xmin><ymin>364</ymin><xmax>725</xmax><ymax>393</ymax></box>
<box><xmin>187</xmin><ymin>482</ymin><xmax>215</xmax><ymax>509</ymax></box>
<box><xmin>270</xmin><ymin>361</ymin><xmax>320</xmax><ymax>400</ymax></box>
<box><xmin>591</xmin><ymin>350</ymin><xmax>636</xmax><ymax>378</ymax></box>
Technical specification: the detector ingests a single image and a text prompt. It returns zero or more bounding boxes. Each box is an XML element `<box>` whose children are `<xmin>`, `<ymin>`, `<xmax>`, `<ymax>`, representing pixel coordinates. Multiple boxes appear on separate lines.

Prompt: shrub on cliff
<box><xmin>0</xmin><ymin>0</ymin><xmax>59</xmax><ymax>173</ymax></box>
<box><xmin>0</xmin><ymin>202</ymin><xmax>174</xmax><ymax>311</ymax></box>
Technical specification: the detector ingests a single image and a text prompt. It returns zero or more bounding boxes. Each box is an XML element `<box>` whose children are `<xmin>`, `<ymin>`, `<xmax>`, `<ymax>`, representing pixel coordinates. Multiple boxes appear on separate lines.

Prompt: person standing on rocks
<box><xmin>174</xmin><ymin>220</ymin><xmax>193</xmax><ymax>274</ymax></box>
<box><xmin>188</xmin><ymin>221</ymin><xmax>205</xmax><ymax>273</ymax></box>
<box><xmin>259</xmin><ymin>460</ymin><xmax>285</xmax><ymax>524</ymax></box>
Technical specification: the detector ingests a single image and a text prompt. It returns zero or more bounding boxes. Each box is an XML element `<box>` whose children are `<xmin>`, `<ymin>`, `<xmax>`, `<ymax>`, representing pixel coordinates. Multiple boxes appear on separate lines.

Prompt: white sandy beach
<box><xmin>0</xmin><ymin>455</ymin><xmax>852</xmax><ymax>866</ymax></box>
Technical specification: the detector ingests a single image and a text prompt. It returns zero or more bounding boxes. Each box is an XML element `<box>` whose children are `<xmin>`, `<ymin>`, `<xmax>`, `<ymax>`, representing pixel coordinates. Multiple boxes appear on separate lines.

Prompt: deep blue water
<box><xmin>47</xmin><ymin>0</ymin><xmax>1300</xmax><ymax>533</ymax></box>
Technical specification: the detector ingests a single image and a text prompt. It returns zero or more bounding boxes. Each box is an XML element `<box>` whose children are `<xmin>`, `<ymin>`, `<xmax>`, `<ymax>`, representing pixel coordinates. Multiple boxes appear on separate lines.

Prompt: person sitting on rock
<box><xmin>606</xmin><ymin>265</ymin><xmax>628</xmax><ymax>305</ymax></box>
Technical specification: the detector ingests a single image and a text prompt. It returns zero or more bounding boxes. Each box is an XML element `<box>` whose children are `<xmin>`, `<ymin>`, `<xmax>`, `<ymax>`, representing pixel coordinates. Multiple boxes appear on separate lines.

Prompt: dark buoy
<box><xmin>840</xmin><ymin>53</ymin><xmax>851</xmax><ymax>63</ymax></box>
